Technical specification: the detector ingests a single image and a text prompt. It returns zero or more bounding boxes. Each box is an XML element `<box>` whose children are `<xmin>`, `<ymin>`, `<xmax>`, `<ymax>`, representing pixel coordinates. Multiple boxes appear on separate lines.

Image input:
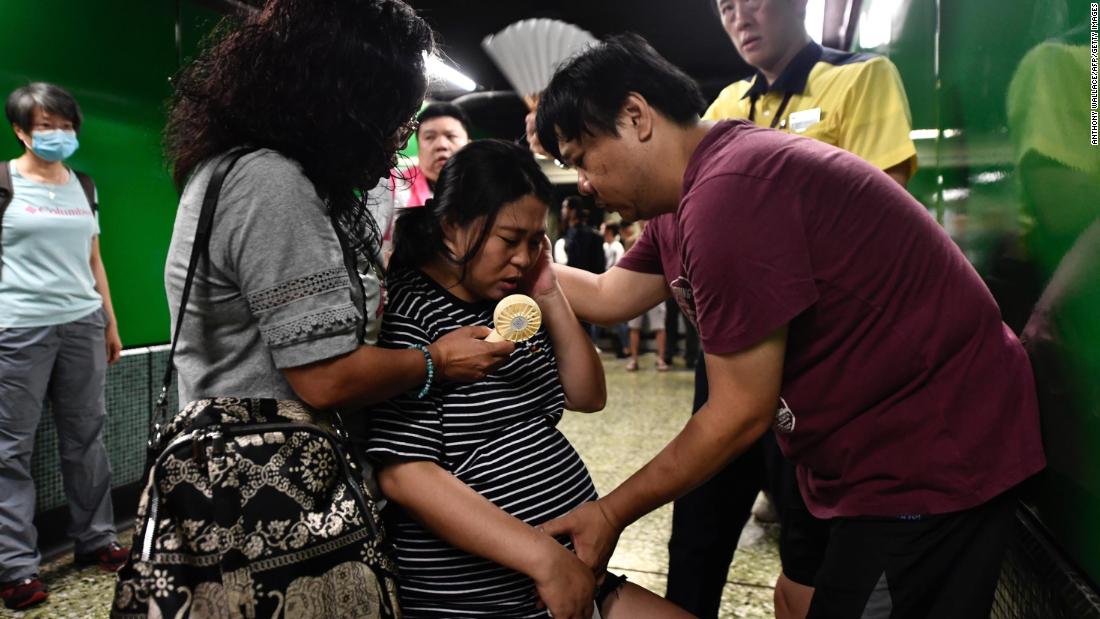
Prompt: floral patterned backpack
<box><xmin>111</xmin><ymin>150</ymin><xmax>400</xmax><ymax>618</ymax></box>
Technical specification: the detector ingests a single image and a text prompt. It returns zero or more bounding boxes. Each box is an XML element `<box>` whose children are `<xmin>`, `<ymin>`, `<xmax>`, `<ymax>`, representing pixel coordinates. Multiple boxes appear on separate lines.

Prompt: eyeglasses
<box><xmin>395</xmin><ymin>117</ymin><xmax>419</xmax><ymax>150</ymax></box>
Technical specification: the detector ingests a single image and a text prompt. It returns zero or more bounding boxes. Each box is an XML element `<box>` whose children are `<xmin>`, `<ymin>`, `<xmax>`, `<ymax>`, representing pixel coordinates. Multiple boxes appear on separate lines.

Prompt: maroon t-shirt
<box><xmin>618</xmin><ymin>120</ymin><xmax>1045</xmax><ymax>518</ymax></box>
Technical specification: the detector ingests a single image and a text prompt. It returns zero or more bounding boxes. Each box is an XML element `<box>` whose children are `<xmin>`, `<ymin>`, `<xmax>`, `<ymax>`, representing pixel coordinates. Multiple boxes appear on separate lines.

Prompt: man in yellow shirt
<box><xmin>667</xmin><ymin>2</ymin><xmax>917</xmax><ymax>618</ymax></box>
<box><xmin>705</xmin><ymin>0</ymin><xmax>916</xmax><ymax>183</ymax></box>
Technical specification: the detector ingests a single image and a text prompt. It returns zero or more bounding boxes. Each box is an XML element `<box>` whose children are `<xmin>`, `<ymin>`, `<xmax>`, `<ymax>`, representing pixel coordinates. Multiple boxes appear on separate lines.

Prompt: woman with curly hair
<box><xmin>164</xmin><ymin>0</ymin><xmax>513</xmax><ymax>430</ymax></box>
<box><xmin>128</xmin><ymin>1</ymin><xmax>514</xmax><ymax>616</ymax></box>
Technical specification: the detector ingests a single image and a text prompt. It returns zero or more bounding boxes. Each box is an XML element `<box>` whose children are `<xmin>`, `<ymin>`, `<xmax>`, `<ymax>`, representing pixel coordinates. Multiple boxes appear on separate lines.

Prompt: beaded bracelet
<box><xmin>411</xmin><ymin>344</ymin><xmax>434</xmax><ymax>399</ymax></box>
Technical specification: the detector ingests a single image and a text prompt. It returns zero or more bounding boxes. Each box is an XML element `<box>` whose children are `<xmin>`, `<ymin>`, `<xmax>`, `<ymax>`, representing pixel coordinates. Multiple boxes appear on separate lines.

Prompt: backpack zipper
<box><xmin>140</xmin><ymin>427</ymin><xmax>204</xmax><ymax>561</ymax></box>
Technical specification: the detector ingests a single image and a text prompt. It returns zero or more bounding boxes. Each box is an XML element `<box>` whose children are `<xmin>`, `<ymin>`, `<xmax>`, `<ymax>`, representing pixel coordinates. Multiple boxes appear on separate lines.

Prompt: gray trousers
<box><xmin>0</xmin><ymin>307</ymin><xmax>117</xmax><ymax>581</ymax></box>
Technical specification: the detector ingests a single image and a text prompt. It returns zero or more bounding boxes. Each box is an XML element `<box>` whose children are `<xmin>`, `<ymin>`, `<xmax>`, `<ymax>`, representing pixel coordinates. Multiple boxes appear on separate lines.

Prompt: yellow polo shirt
<box><xmin>705</xmin><ymin>42</ymin><xmax>917</xmax><ymax>181</ymax></box>
<box><xmin>1007</xmin><ymin>42</ymin><xmax>1098</xmax><ymax>175</ymax></box>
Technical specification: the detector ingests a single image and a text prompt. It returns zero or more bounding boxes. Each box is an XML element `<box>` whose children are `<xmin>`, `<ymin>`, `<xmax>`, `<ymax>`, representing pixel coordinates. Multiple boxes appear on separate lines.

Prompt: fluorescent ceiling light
<box><xmin>974</xmin><ymin>170</ymin><xmax>1008</xmax><ymax>184</ymax></box>
<box><xmin>858</xmin><ymin>0</ymin><xmax>905</xmax><ymax>49</ymax></box>
<box><xmin>805</xmin><ymin>0</ymin><xmax>825</xmax><ymax>43</ymax></box>
<box><xmin>942</xmin><ymin>188</ymin><xmax>971</xmax><ymax>202</ymax></box>
<box><xmin>425</xmin><ymin>52</ymin><xmax>477</xmax><ymax>92</ymax></box>
<box><xmin>909</xmin><ymin>128</ymin><xmax>964</xmax><ymax>140</ymax></box>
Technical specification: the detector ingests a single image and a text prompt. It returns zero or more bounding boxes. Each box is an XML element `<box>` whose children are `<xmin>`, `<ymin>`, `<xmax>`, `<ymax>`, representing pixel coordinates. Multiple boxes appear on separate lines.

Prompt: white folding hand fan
<box><xmin>481</xmin><ymin>18</ymin><xmax>597</xmax><ymax>107</ymax></box>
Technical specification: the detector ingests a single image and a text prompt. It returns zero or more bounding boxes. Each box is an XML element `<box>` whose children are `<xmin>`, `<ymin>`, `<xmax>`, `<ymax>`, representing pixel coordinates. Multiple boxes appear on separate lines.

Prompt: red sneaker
<box><xmin>0</xmin><ymin>576</ymin><xmax>48</xmax><ymax>610</ymax></box>
<box><xmin>74</xmin><ymin>541</ymin><xmax>129</xmax><ymax>572</ymax></box>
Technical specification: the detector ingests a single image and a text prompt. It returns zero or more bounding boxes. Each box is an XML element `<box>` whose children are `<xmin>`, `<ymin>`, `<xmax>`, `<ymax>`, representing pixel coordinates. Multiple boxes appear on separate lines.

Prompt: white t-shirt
<box><xmin>603</xmin><ymin>238</ymin><xmax>624</xmax><ymax>270</ymax></box>
<box><xmin>0</xmin><ymin>161</ymin><xmax>101</xmax><ymax>327</ymax></box>
<box><xmin>553</xmin><ymin>237</ymin><xmax>568</xmax><ymax>264</ymax></box>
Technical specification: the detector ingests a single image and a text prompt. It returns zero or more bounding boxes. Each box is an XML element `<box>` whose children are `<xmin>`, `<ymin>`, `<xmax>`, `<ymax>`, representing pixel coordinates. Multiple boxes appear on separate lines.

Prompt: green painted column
<box><xmin>858</xmin><ymin>0</ymin><xmax>1100</xmax><ymax>587</ymax></box>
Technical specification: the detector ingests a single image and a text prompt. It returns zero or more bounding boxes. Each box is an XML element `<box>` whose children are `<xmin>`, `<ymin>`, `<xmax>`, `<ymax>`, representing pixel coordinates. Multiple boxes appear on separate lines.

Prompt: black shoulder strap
<box><xmin>74</xmin><ymin>170</ymin><xmax>98</xmax><ymax>214</ymax></box>
<box><xmin>0</xmin><ymin>160</ymin><xmax>12</xmax><ymax>212</ymax></box>
<box><xmin>0</xmin><ymin>162</ymin><xmax>12</xmax><ymax>280</ymax></box>
<box><xmin>152</xmin><ymin>148</ymin><xmax>253</xmax><ymax>430</ymax></box>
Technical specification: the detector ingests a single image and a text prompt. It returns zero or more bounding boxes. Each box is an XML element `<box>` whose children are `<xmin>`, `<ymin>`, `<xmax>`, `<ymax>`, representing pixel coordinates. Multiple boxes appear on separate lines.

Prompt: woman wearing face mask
<box><xmin>0</xmin><ymin>82</ymin><xmax>126</xmax><ymax>611</ymax></box>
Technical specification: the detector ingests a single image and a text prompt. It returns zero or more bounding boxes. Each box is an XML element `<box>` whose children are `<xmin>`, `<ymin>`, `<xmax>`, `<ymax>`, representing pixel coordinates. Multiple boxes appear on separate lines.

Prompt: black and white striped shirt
<box><xmin>366</xmin><ymin>268</ymin><xmax>598</xmax><ymax>617</ymax></box>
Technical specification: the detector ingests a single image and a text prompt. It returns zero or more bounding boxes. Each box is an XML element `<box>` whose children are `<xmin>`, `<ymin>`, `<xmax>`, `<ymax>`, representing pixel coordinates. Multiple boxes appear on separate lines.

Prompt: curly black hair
<box><xmin>166</xmin><ymin>0</ymin><xmax>434</xmax><ymax>259</ymax></box>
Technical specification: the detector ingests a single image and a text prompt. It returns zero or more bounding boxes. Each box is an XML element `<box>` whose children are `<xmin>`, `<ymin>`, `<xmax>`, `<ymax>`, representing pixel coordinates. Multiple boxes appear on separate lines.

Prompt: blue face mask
<box><xmin>29</xmin><ymin>129</ymin><xmax>80</xmax><ymax>162</ymax></box>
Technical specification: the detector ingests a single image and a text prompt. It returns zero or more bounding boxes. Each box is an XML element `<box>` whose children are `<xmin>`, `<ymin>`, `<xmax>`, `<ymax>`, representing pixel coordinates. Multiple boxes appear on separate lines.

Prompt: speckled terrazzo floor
<box><xmin>2</xmin><ymin>352</ymin><xmax>780</xmax><ymax>619</ymax></box>
<box><xmin>0</xmin><ymin>528</ymin><xmax>134</xmax><ymax>619</ymax></box>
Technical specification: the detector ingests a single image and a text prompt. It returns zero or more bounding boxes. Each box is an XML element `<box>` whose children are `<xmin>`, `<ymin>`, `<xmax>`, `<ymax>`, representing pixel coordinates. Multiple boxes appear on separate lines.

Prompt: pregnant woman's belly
<box><xmin>389</xmin><ymin>419</ymin><xmax>598</xmax><ymax>618</ymax></box>
<box><xmin>452</xmin><ymin>418</ymin><xmax>597</xmax><ymax>524</ymax></box>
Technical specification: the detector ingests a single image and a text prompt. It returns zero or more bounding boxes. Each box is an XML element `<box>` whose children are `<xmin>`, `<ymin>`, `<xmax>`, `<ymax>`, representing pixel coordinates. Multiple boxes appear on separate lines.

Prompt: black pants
<box><xmin>808</xmin><ymin>491</ymin><xmax>1015</xmax><ymax>619</ymax></box>
<box><xmin>665</xmin><ymin>354</ymin><xmax>763</xmax><ymax>619</ymax></box>
<box><xmin>666</xmin><ymin>353</ymin><xmax>821</xmax><ymax>618</ymax></box>
<box><xmin>663</xmin><ymin>299</ymin><xmax>699</xmax><ymax>365</ymax></box>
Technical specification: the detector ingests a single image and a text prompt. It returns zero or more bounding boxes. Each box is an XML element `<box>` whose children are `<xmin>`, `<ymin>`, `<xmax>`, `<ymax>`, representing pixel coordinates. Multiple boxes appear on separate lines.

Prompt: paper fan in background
<box><xmin>482</xmin><ymin>18</ymin><xmax>597</xmax><ymax>107</ymax></box>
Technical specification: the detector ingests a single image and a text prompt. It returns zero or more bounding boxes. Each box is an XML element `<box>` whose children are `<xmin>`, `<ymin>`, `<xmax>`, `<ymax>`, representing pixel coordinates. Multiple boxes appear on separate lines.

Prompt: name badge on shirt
<box><xmin>788</xmin><ymin>108</ymin><xmax>822</xmax><ymax>133</ymax></box>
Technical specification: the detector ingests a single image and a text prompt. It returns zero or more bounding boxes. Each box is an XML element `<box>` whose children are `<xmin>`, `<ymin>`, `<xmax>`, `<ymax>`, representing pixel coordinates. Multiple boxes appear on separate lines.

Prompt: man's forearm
<box><xmin>600</xmin><ymin>399</ymin><xmax>773</xmax><ymax>530</ymax></box>
<box><xmin>554</xmin><ymin>264</ymin><xmax>668</xmax><ymax>326</ymax></box>
<box><xmin>555</xmin><ymin>263</ymin><xmax>607</xmax><ymax>324</ymax></box>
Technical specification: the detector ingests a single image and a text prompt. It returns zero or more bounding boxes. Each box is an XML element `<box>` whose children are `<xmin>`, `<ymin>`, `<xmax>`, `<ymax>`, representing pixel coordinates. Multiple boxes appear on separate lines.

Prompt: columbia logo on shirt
<box><xmin>24</xmin><ymin>204</ymin><xmax>91</xmax><ymax>217</ymax></box>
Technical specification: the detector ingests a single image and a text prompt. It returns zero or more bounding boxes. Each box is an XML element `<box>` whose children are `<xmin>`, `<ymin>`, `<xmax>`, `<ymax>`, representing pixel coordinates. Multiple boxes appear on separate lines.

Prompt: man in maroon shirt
<box><xmin>534</xmin><ymin>35</ymin><xmax>1045</xmax><ymax>618</ymax></box>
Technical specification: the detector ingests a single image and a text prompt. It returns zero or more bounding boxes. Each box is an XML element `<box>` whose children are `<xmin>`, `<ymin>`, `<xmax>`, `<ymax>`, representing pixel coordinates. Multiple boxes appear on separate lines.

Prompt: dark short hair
<box><xmin>391</xmin><ymin>139</ymin><xmax>555</xmax><ymax>272</ymax></box>
<box><xmin>562</xmin><ymin>195</ymin><xmax>588</xmax><ymax>221</ymax></box>
<box><xmin>562</xmin><ymin>195</ymin><xmax>585</xmax><ymax>211</ymax></box>
<box><xmin>536</xmin><ymin>33</ymin><xmax>706</xmax><ymax>160</ymax></box>
<box><xmin>417</xmin><ymin>102</ymin><xmax>471</xmax><ymax>136</ymax></box>
<box><xmin>604</xmin><ymin>222</ymin><xmax>621</xmax><ymax>236</ymax></box>
<box><xmin>6</xmin><ymin>82</ymin><xmax>82</xmax><ymax>146</ymax></box>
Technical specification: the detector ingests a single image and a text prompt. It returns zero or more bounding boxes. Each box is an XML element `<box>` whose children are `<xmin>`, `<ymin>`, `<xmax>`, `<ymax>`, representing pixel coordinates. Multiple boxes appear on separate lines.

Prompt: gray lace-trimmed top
<box><xmin>165</xmin><ymin>149</ymin><xmax>383</xmax><ymax>404</ymax></box>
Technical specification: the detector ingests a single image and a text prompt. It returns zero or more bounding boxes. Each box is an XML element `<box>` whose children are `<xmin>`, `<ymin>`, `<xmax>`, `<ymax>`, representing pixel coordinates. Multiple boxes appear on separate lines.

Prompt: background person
<box><xmin>0</xmin><ymin>82</ymin><xmax>126</xmax><ymax>611</ymax></box>
<box><xmin>602</xmin><ymin>221</ymin><xmax>629</xmax><ymax>357</ymax></box>
<box><xmin>624</xmin><ymin>223</ymin><xmax>669</xmax><ymax>373</ymax></box>
<box><xmin>559</xmin><ymin>195</ymin><xmax>605</xmax><ymax>346</ymax></box>
<box><xmin>376</xmin><ymin>102</ymin><xmax>473</xmax><ymax>263</ymax></box>
<box><xmin>626</xmin><ymin>304</ymin><xmax>669</xmax><ymax>372</ymax></box>
<box><xmin>396</xmin><ymin>102</ymin><xmax>472</xmax><ymax>207</ymax></box>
